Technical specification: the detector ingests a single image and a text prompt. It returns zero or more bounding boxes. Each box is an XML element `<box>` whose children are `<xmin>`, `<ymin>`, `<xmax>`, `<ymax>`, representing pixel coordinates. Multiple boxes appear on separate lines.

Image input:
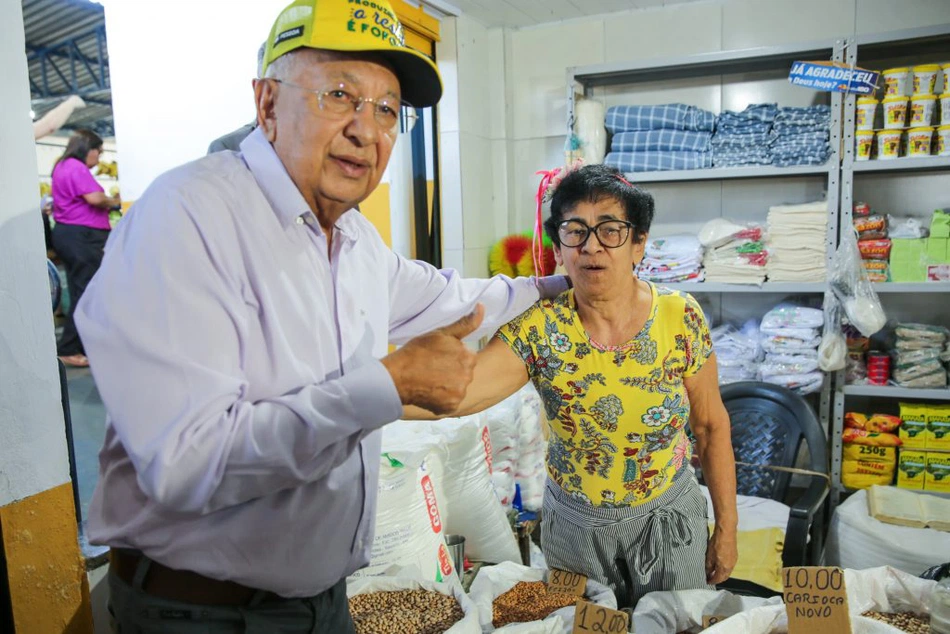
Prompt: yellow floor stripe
<box><xmin>0</xmin><ymin>482</ymin><xmax>93</xmax><ymax>634</ymax></box>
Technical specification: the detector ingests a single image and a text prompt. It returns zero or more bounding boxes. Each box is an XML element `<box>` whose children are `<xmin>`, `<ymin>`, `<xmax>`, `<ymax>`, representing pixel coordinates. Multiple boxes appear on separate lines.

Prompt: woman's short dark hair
<box><xmin>544</xmin><ymin>164</ymin><xmax>655</xmax><ymax>246</ymax></box>
<box><xmin>55</xmin><ymin>129</ymin><xmax>103</xmax><ymax>168</ymax></box>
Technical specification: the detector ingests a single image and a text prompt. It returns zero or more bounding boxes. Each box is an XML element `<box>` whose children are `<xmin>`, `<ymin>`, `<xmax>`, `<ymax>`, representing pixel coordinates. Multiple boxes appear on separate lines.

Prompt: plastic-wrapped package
<box><xmin>698</xmin><ymin>218</ymin><xmax>764</xmax><ymax>249</ymax></box>
<box><xmin>758</xmin><ymin>357</ymin><xmax>820</xmax><ymax>377</ymax></box>
<box><xmin>888</xmin><ymin>215</ymin><xmax>929</xmax><ymax>239</ymax></box>
<box><xmin>895</xmin><ymin>323</ymin><xmax>949</xmax><ymax>344</ymax></box>
<box><xmin>846</xmin><ymin>351</ymin><xmax>867</xmax><ymax>383</ymax></box>
<box><xmin>760</xmin><ymin>304</ymin><xmax>824</xmax><ymax>330</ymax></box>
<box><xmin>759</xmin><ymin>326</ymin><xmax>820</xmax><ymax>340</ymax></box>
<box><xmin>761</xmin><ymin>335</ymin><xmax>822</xmax><ymax>355</ymax></box>
<box><xmin>858</xmin><ymin>239</ymin><xmax>892</xmax><ymax>260</ymax></box>
<box><xmin>762</xmin><ymin>371</ymin><xmax>824</xmax><ymax>395</ymax></box>
<box><xmin>894</xmin><ymin>364</ymin><xmax>947</xmax><ymax>386</ymax></box>
<box><xmin>892</xmin><ymin>347</ymin><xmax>942</xmax><ymax>368</ymax></box>
<box><xmin>897</xmin><ymin>371</ymin><xmax>948</xmax><ymax>388</ymax></box>
<box><xmin>711</xmin><ymin>321</ymin><xmax>762</xmax><ymax>361</ymax></box>
<box><xmin>853</xmin><ymin>214</ymin><xmax>887</xmax><ymax>240</ymax></box>
<box><xmin>862</xmin><ymin>259</ymin><xmax>890</xmax><ymax>283</ymax></box>
<box><xmin>830</xmin><ymin>229</ymin><xmax>886</xmax><ymax>337</ymax></box>
<box><xmin>818</xmin><ymin>291</ymin><xmax>847</xmax><ymax>372</ymax></box>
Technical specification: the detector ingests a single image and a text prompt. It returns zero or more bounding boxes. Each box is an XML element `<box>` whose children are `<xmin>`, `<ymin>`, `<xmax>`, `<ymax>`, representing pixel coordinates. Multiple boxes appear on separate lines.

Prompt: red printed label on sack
<box><xmin>420</xmin><ymin>475</ymin><xmax>442</xmax><ymax>533</ymax></box>
<box><xmin>438</xmin><ymin>543</ymin><xmax>454</xmax><ymax>577</ymax></box>
<box><xmin>481</xmin><ymin>427</ymin><xmax>494</xmax><ymax>474</ymax></box>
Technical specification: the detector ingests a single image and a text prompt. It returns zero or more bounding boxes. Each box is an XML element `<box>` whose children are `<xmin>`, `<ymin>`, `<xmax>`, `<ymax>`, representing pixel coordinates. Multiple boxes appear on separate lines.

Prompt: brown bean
<box><xmin>349</xmin><ymin>589</ymin><xmax>464</xmax><ymax>634</ymax></box>
<box><xmin>492</xmin><ymin>581</ymin><xmax>580</xmax><ymax>628</ymax></box>
<box><xmin>861</xmin><ymin>611</ymin><xmax>930</xmax><ymax>633</ymax></box>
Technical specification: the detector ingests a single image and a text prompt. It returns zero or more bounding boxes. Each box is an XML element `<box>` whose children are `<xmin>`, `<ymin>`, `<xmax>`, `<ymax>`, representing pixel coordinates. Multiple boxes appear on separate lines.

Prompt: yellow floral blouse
<box><xmin>496</xmin><ymin>283</ymin><xmax>713</xmax><ymax>507</ymax></box>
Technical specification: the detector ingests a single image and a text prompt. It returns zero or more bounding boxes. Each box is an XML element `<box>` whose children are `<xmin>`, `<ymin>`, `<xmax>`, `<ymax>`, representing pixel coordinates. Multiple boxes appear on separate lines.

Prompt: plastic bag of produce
<box><xmin>703</xmin><ymin>567</ymin><xmax>936</xmax><ymax>634</ymax></box>
<box><xmin>469</xmin><ymin>561</ymin><xmax>616</xmax><ymax>633</ymax></box>
<box><xmin>347</xmin><ymin>576</ymin><xmax>481</xmax><ymax>634</ymax></box>
<box><xmin>829</xmin><ymin>229</ymin><xmax>886</xmax><ymax>337</ymax></box>
<box><xmin>631</xmin><ymin>589</ymin><xmax>781</xmax><ymax>634</ymax></box>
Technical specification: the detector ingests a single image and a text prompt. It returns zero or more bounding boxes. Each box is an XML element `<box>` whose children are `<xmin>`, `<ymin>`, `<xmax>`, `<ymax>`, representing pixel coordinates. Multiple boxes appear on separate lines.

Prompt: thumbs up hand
<box><xmin>381</xmin><ymin>304</ymin><xmax>485</xmax><ymax>415</ymax></box>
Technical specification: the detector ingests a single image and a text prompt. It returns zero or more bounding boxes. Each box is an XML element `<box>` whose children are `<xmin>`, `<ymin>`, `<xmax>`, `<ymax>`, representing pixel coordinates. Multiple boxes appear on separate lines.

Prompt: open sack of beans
<box><xmin>347</xmin><ymin>576</ymin><xmax>481</xmax><ymax>634</ymax></box>
<box><xmin>631</xmin><ymin>588</ymin><xmax>782</xmax><ymax>633</ymax></box>
<box><xmin>702</xmin><ymin>567</ymin><xmax>935</xmax><ymax>634</ymax></box>
<box><xmin>469</xmin><ymin>561</ymin><xmax>617</xmax><ymax>633</ymax></box>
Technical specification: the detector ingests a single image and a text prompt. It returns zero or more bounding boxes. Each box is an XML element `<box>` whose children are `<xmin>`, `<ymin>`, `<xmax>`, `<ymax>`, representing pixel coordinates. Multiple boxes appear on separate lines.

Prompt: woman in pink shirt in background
<box><xmin>51</xmin><ymin>129</ymin><xmax>121</xmax><ymax>367</ymax></box>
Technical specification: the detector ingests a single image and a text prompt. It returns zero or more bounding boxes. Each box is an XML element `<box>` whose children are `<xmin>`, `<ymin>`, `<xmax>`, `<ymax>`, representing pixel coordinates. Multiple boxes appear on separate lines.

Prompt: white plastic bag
<box><xmin>350</xmin><ymin>451</ymin><xmax>458</xmax><ymax>584</ymax></box>
<box><xmin>703</xmin><ymin>567</ymin><xmax>936</xmax><ymax>634</ymax></box>
<box><xmin>818</xmin><ymin>290</ymin><xmax>847</xmax><ymax>372</ymax></box>
<box><xmin>631</xmin><ymin>589</ymin><xmax>782</xmax><ymax>634</ymax></box>
<box><xmin>347</xmin><ymin>576</ymin><xmax>482</xmax><ymax>634</ymax></box>
<box><xmin>830</xmin><ymin>229</ymin><xmax>886</xmax><ymax>337</ymax></box>
<box><xmin>469</xmin><ymin>561</ymin><xmax>617</xmax><ymax>634</ymax></box>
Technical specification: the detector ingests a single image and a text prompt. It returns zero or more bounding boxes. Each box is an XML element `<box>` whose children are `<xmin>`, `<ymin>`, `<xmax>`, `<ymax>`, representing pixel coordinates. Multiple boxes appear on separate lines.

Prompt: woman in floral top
<box><xmin>410</xmin><ymin>164</ymin><xmax>737</xmax><ymax>607</ymax></box>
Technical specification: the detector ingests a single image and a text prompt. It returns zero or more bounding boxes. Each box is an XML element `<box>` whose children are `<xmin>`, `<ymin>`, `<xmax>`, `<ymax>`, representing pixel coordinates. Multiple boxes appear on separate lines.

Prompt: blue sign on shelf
<box><xmin>788</xmin><ymin>61</ymin><xmax>880</xmax><ymax>95</ymax></box>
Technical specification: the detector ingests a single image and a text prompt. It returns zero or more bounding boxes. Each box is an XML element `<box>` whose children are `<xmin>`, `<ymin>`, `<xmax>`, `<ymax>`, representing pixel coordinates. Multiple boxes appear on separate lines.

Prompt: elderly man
<box><xmin>76</xmin><ymin>1</ymin><xmax>566</xmax><ymax>631</ymax></box>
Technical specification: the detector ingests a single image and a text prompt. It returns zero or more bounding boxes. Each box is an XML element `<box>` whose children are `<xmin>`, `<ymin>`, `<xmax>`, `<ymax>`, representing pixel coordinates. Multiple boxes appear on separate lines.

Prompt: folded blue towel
<box><xmin>712</xmin><ymin>131</ymin><xmax>771</xmax><ymax>149</ymax></box>
<box><xmin>611</xmin><ymin>130</ymin><xmax>713</xmax><ymax>152</ymax></box>
<box><xmin>774</xmin><ymin>105</ymin><xmax>831</xmax><ymax>127</ymax></box>
<box><xmin>717</xmin><ymin>103</ymin><xmax>779</xmax><ymax>129</ymax></box>
<box><xmin>605</xmin><ymin>104</ymin><xmax>717</xmax><ymax>133</ymax></box>
<box><xmin>772</xmin><ymin>123</ymin><xmax>830</xmax><ymax>136</ymax></box>
<box><xmin>605</xmin><ymin>151</ymin><xmax>713</xmax><ymax>172</ymax></box>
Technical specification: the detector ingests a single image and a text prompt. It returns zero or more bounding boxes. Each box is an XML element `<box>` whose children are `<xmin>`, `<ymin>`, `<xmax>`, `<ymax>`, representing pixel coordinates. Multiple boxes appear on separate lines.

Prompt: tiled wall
<box><xmin>439</xmin><ymin>0</ymin><xmax>950</xmax><ymax>277</ymax></box>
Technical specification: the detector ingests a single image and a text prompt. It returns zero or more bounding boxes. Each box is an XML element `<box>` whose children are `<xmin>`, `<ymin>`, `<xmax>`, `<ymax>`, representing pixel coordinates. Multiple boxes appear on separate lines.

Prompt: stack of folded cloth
<box><xmin>604</xmin><ymin>104</ymin><xmax>714</xmax><ymax>172</ymax></box>
<box><xmin>711</xmin><ymin>103</ymin><xmax>777</xmax><ymax>167</ymax></box>
<box><xmin>712</xmin><ymin>320</ymin><xmax>763</xmax><ymax>384</ymax></box>
<box><xmin>637</xmin><ymin>234</ymin><xmax>704</xmax><ymax>283</ymax></box>
<box><xmin>758</xmin><ymin>304</ymin><xmax>825</xmax><ymax>395</ymax></box>
<box><xmin>766</xmin><ymin>200</ymin><xmax>829</xmax><ymax>282</ymax></box>
<box><xmin>769</xmin><ymin>105</ymin><xmax>831</xmax><ymax>167</ymax></box>
<box><xmin>698</xmin><ymin>218</ymin><xmax>768</xmax><ymax>284</ymax></box>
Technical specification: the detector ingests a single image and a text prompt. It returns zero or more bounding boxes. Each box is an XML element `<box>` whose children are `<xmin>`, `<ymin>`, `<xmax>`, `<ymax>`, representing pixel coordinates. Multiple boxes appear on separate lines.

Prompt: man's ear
<box><xmin>254</xmin><ymin>78</ymin><xmax>279</xmax><ymax>142</ymax></box>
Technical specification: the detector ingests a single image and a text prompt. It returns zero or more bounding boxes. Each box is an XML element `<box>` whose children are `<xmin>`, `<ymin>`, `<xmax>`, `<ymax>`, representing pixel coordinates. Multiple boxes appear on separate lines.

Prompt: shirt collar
<box><xmin>239</xmin><ymin>127</ymin><xmax>360</xmax><ymax>243</ymax></box>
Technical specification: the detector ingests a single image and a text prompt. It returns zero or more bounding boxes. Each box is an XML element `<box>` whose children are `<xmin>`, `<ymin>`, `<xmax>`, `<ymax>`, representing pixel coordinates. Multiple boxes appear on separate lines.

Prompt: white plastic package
<box><xmin>818</xmin><ymin>290</ymin><xmax>847</xmax><ymax>372</ymax></box>
<box><xmin>830</xmin><ymin>229</ymin><xmax>886</xmax><ymax>337</ymax></box>
<box><xmin>760</xmin><ymin>304</ymin><xmax>824</xmax><ymax>330</ymax></box>
<box><xmin>632</xmin><ymin>589</ymin><xmax>782</xmax><ymax>634</ymax></box>
<box><xmin>469</xmin><ymin>562</ymin><xmax>617</xmax><ymax>634</ymax></box>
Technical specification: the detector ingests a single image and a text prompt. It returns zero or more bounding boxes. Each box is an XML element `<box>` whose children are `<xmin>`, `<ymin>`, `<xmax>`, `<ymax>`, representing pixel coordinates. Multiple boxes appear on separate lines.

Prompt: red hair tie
<box><xmin>616</xmin><ymin>175</ymin><xmax>634</xmax><ymax>187</ymax></box>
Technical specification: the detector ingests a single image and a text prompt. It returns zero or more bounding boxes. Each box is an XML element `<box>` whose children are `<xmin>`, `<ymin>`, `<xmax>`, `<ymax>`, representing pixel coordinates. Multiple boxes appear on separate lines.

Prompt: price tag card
<box><xmin>548</xmin><ymin>568</ymin><xmax>587</xmax><ymax>597</ymax></box>
<box><xmin>702</xmin><ymin>615</ymin><xmax>729</xmax><ymax>629</ymax></box>
<box><xmin>783</xmin><ymin>567</ymin><xmax>852</xmax><ymax>634</ymax></box>
<box><xmin>572</xmin><ymin>600</ymin><xmax>629</xmax><ymax>634</ymax></box>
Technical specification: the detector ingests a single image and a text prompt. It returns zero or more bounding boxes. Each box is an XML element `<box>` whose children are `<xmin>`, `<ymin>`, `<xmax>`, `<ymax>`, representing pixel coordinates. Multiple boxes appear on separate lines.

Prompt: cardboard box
<box><xmin>925</xmin><ymin>453</ymin><xmax>950</xmax><ymax>493</ymax></box>
<box><xmin>899</xmin><ymin>403</ymin><xmax>930</xmax><ymax>450</ymax></box>
<box><xmin>928</xmin><ymin>404</ymin><xmax>950</xmax><ymax>452</ymax></box>
<box><xmin>898</xmin><ymin>450</ymin><xmax>928</xmax><ymax>490</ymax></box>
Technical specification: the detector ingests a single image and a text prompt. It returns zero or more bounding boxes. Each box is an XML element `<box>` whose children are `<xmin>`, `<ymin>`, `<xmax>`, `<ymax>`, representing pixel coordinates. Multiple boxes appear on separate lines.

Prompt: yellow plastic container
<box><xmin>882</xmin><ymin>67</ymin><xmax>910</xmax><ymax>96</ymax></box>
<box><xmin>876</xmin><ymin>129</ymin><xmax>903</xmax><ymax>160</ymax></box>
<box><xmin>938</xmin><ymin>124</ymin><xmax>950</xmax><ymax>156</ymax></box>
<box><xmin>926</xmin><ymin>452</ymin><xmax>950</xmax><ymax>492</ymax></box>
<box><xmin>907</xmin><ymin>126</ymin><xmax>934</xmax><ymax>157</ymax></box>
<box><xmin>910</xmin><ymin>94</ymin><xmax>937</xmax><ymax>126</ymax></box>
<box><xmin>940</xmin><ymin>92</ymin><xmax>950</xmax><ymax>125</ymax></box>
<box><xmin>882</xmin><ymin>95</ymin><xmax>909</xmax><ymax>129</ymax></box>
<box><xmin>855</xmin><ymin>129</ymin><xmax>875</xmax><ymax>160</ymax></box>
<box><xmin>897</xmin><ymin>449</ymin><xmax>928</xmax><ymax>490</ymax></box>
<box><xmin>913</xmin><ymin>63</ymin><xmax>940</xmax><ymax>95</ymax></box>
<box><xmin>856</xmin><ymin>96</ymin><xmax>878</xmax><ymax>130</ymax></box>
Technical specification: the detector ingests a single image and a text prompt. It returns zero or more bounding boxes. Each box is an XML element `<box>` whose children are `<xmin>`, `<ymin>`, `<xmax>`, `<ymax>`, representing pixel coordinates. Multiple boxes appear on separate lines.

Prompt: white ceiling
<box><xmin>440</xmin><ymin>0</ymin><xmax>713</xmax><ymax>29</ymax></box>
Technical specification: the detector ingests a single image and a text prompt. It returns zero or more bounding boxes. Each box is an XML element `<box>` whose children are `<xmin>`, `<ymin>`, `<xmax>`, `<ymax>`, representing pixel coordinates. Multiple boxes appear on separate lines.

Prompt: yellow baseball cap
<box><xmin>262</xmin><ymin>0</ymin><xmax>443</xmax><ymax>108</ymax></box>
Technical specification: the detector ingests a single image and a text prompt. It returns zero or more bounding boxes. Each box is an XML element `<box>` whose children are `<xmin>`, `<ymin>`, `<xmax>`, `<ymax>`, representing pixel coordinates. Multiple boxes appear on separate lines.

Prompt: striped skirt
<box><xmin>541</xmin><ymin>472</ymin><xmax>711</xmax><ymax>609</ymax></box>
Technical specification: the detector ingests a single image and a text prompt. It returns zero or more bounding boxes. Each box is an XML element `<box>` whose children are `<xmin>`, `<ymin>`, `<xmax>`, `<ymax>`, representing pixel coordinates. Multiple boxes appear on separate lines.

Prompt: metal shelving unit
<box><xmin>829</xmin><ymin>23</ymin><xmax>950</xmax><ymax>511</ymax></box>
<box><xmin>871</xmin><ymin>282</ymin><xmax>950</xmax><ymax>293</ymax></box>
<box><xmin>842</xmin><ymin>385</ymin><xmax>950</xmax><ymax>400</ymax></box>
<box><xmin>853</xmin><ymin>155</ymin><xmax>950</xmax><ymax>173</ymax></box>
<box><xmin>664</xmin><ymin>282</ymin><xmax>826</xmax><ymax>294</ymax></box>
<box><xmin>623</xmin><ymin>163</ymin><xmax>831</xmax><ymax>184</ymax></box>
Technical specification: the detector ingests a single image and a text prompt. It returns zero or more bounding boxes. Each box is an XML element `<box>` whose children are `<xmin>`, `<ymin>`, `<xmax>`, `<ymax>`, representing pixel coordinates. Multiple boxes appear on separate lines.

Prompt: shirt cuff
<box><xmin>338</xmin><ymin>360</ymin><xmax>403</xmax><ymax>430</ymax></box>
<box><xmin>535</xmin><ymin>275</ymin><xmax>570</xmax><ymax>300</ymax></box>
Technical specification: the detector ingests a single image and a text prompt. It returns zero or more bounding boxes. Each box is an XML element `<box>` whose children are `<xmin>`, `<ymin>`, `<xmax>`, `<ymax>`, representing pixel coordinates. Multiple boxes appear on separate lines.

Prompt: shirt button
<box><xmin>296</xmin><ymin>216</ymin><xmax>304</xmax><ymax>225</ymax></box>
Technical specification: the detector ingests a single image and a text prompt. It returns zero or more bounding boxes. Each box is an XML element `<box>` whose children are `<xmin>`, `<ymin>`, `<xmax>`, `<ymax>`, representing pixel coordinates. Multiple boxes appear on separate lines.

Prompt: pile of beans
<box><xmin>349</xmin><ymin>589</ymin><xmax>464</xmax><ymax>634</ymax></box>
<box><xmin>492</xmin><ymin>581</ymin><xmax>580</xmax><ymax>628</ymax></box>
<box><xmin>862</xmin><ymin>611</ymin><xmax>930</xmax><ymax>633</ymax></box>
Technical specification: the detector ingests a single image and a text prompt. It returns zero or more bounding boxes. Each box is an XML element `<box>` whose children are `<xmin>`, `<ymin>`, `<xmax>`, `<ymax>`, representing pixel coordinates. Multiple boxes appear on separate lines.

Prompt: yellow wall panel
<box><xmin>0</xmin><ymin>482</ymin><xmax>93</xmax><ymax>634</ymax></box>
<box><xmin>361</xmin><ymin>182</ymin><xmax>392</xmax><ymax>247</ymax></box>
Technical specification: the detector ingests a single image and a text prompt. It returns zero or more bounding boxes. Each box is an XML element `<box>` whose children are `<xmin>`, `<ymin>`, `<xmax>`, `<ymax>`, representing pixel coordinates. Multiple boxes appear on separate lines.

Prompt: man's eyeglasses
<box><xmin>273</xmin><ymin>80</ymin><xmax>418</xmax><ymax>135</ymax></box>
<box><xmin>557</xmin><ymin>219</ymin><xmax>634</xmax><ymax>249</ymax></box>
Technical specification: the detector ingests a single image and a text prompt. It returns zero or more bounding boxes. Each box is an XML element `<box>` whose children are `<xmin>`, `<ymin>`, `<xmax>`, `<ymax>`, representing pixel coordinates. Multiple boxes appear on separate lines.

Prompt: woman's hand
<box><xmin>705</xmin><ymin>525</ymin><xmax>738</xmax><ymax>585</ymax></box>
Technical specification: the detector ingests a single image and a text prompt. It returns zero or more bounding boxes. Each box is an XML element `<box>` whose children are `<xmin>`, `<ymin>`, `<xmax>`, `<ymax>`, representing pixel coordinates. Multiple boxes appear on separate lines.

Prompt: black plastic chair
<box><xmin>707</xmin><ymin>381</ymin><xmax>829</xmax><ymax>569</ymax></box>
